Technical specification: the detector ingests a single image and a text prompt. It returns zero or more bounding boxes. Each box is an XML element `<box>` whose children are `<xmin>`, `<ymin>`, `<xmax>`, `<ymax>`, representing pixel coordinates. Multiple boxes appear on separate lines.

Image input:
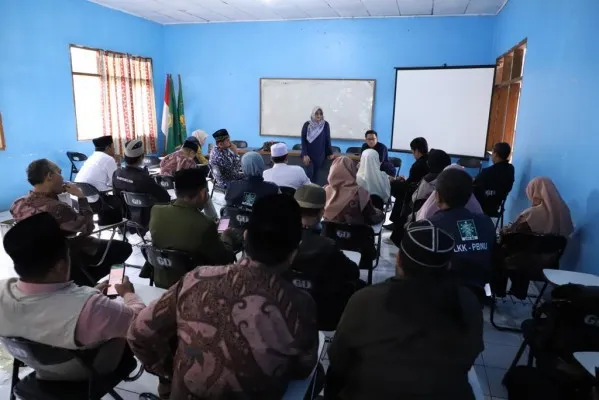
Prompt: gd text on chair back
<box><xmin>153</xmin><ymin>175</ymin><xmax>175</xmax><ymax>190</ymax></box>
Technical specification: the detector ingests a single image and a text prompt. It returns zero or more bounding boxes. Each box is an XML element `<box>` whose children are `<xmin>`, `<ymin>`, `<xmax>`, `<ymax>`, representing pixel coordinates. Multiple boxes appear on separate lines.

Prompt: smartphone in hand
<box><xmin>217</xmin><ymin>218</ymin><xmax>230</xmax><ymax>233</ymax></box>
<box><xmin>106</xmin><ymin>265</ymin><xmax>126</xmax><ymax>298</ymax></box>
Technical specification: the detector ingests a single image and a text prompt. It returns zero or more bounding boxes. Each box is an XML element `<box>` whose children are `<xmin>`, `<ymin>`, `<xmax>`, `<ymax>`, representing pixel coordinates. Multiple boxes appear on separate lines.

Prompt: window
<box><xmin>0</xmin><ymin>112</ymin><xmax>5</xmax><ymax>150</ymax></box>
<box><xmin>486</xmin><ymin>40</ymin><xmax>527</xmax><ymax>152</ymax></box>
<box><xmin>69</xmin><ymin>45</ymin><xmax>158</xmax><ymax>154</ymax></box>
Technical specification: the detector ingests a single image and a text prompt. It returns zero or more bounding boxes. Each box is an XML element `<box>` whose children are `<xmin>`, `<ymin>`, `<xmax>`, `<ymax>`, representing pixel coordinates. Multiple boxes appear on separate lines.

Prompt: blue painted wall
<box><xmin>0</xmin><ymin>0</ymin><xmax>163</xmax><ymax>210</ymax></box>
<box><xmin>494</xmin><ymin>0</ymin><xmax>599</xmax><ymax>272</ymax></box>
<box><xmin>162</xmin><ymin>17</ymin><xmax>496</xmax><ymax>166</ymax></box>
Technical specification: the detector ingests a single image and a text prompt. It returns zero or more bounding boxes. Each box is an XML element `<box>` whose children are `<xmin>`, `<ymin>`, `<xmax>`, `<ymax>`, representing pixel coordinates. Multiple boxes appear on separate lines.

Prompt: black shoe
<box><xmin>383</xmin><ymin>223</ymin><xmax>395</xmax><ymax>231</ymax></box>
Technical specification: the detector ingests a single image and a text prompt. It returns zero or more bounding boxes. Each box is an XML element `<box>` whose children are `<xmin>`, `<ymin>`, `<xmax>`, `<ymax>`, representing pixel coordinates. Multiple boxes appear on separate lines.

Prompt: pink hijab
<box><xmin>324</xmin><ymin>157</ymin><xmax>370</xmax><ymax>220</ymax></box>
<box><xmin>416</xmin><ymin>164</ymin><xmax>483</xmax><ymax>221</ymax></box>
<box><xmin>520</xmin><ymin>177</ymin><xmax>574</xmax><ymax>236</ymax></box>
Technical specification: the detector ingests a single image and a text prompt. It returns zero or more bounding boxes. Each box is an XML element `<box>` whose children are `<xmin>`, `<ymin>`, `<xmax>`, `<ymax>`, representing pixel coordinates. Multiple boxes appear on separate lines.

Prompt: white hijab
<box><xmin>357</xmin><ymin>148</ymin><xmax>391</xmax><ymax>202</ymax></box>
<box><xmin>192</xmin><ymin>129</ymin><xmax>208</xmax><ymax>146</ymax></box>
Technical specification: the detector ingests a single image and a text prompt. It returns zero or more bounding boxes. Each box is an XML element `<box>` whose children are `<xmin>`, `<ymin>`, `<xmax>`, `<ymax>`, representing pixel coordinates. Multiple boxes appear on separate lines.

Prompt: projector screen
<box><xmin>260</xmin><ymin>78</ymin><xmax>375</xmax><ymax>140</ymax></box>
<box><xmin>391</xmin><ymin>66</ymin><xmax>495</xmax><ymax>158</ymax></box>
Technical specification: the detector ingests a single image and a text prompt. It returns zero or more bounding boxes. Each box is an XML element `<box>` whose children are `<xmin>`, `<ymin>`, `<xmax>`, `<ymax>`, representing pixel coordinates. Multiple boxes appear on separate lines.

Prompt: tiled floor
<box><xmin>0</xmin><ymin>189</ymin><xmax>533</xmax><ymax>399</ymax></box>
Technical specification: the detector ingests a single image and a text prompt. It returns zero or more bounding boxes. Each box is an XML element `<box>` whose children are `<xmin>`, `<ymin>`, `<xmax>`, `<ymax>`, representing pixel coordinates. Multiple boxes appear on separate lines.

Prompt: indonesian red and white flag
<box><xmin>160</xmin><ymin>74</ymin><xmax>170</xmax><ymax>136</ymax></box>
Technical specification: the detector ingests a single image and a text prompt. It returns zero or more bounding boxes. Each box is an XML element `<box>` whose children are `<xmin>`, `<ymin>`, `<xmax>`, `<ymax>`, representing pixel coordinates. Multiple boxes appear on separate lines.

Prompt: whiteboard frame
<box><xmin>390</xmin><ymin>65</ymin><xmax>496</xmax><ymax>160</ymax></box>
<box><xmin>259</xmin><ymin>78</ymin><xmax>376</xmax><ymax>141</ymax></box>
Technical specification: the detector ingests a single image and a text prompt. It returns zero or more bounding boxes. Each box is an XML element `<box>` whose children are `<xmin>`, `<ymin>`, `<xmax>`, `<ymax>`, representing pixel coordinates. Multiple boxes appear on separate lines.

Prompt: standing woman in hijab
<box><xmin>301</xmin><ymin>106</ymin><xmax>334</xmax><ymax>184</ymax></box>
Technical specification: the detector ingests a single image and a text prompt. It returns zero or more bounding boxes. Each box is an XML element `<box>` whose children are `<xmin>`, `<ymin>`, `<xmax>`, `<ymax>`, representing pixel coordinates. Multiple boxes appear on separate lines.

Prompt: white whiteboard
<box><xmin>391</xmin><ymin>67</ymin><xmax>495</xmax><ymax>158</ymax></box>
<box><xmin>260</xmin><ymin>79</ymin><xmax>375</xmax><ymax>140</ymax></box>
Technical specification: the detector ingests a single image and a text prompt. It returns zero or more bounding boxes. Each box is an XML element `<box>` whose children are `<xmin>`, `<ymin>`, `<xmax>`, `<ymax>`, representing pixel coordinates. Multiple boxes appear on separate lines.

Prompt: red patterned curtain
<box><xmin>100</xmin><ymin>51</ymin><xmax>158</xmax><ymax>155</ymax></box>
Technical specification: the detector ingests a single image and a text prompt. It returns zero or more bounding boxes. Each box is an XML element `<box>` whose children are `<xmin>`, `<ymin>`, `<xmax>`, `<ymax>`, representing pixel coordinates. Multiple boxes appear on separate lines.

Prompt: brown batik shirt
<box><xmin>128</xmin><ymin>258</ymin><xmax>319</xmax><ymax>399</ymax></box>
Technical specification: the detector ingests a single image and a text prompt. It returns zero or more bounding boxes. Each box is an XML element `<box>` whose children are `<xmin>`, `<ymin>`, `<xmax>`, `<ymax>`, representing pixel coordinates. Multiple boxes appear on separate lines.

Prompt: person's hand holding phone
<box><xmin>115</xmin><ymin>276</ymin><xmax>135</xmax><ymax>297</ymax></box>
<box><xmin>95</xmin><ymin>281</ymin><xmax>109</xmax><ymax>294</ymax></box>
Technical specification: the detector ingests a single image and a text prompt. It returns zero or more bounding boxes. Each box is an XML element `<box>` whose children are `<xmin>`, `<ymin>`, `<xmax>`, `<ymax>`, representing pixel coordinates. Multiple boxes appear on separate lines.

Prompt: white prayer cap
<box><xmin>271</xmin><ymin>143</ymin><xmax>288</xmax><ymax>158</ymax></box>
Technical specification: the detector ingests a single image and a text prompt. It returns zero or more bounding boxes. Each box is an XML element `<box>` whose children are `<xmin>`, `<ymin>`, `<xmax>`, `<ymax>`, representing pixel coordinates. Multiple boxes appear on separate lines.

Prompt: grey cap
<box><xmin>294</xmin><ymin>183</ymin><xmax>326</xmax><ymax>209</ymax></box>
<box><xmin>124</xmin><ymin>139</ymin><xmax>144</xmax><ymax>158</ymax></box>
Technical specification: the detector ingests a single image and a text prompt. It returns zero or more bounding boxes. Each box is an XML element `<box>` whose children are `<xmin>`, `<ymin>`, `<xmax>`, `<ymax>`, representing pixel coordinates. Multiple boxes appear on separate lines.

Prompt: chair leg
<box><xmin>367</xmin><ymin>267</ymin><xmax>373</xmax><ymax>285</ymax></box>
<box><xmin>107</xmin><ymin>388</ymin><xmax>125</xmax><ymax>400</ymax></box>
<box><xmin>9</xmin><ymin>359</ymin><xmax>23</xmax><ymax>400</ymax></box>
<box><xmin>508</xmin><ymin>339</ymin><xmax>529</xmax><ymax>372</ymax></box>
<box><xmin>532</xmin><ymin>282</ymin><xmax>548</xmax><ymax>311</ymax></box>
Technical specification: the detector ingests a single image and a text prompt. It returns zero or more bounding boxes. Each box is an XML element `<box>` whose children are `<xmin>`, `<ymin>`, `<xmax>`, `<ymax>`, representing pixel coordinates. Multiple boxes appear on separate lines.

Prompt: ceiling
<box><xmin>88</xmin><ymin>0</ymin><xmax>509</xmax><ymax>24</ymax></box>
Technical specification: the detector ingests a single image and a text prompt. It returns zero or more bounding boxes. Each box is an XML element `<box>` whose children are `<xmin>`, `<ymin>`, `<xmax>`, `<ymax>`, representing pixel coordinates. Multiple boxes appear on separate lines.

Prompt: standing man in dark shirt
<box><xmin>286</xmin><ymin>184</ymin><xmax>363</xmax><ymax>331</ymax></box>
<box><xmin>428</xmin><ymin>168</ymin><xmax>495</xmax><ymax>295</ymax></box>
<box><xmin>361</xmin><ymin>130</ymin><xmax>395</xmax><ymax>176</ymax></box>
<box><xmin>385</xmin><ymin>137</ymin><xmax>430</xmax><ymax>230</ymax></box>
<box><xmin>473</xmin><ymin>142</ymin><xmax>515</xmax><ymax>216</ymax></box>
<box><xmin>112</xmin><ymin>139</ymin><xmax>171</xmax><ymax>229</ymax></box>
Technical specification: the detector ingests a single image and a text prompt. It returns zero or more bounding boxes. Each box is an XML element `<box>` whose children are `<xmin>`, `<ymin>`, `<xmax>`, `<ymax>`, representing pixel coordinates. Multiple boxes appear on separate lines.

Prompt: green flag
<box><xmin>177</xmin><ymin>74</ymin><xmax>187</xmax><ymax>145</ymax></box>
<box><xmin>166</xmin><ymin>74</ymin><xmax>180</xmax><ymax>154</ymax></box>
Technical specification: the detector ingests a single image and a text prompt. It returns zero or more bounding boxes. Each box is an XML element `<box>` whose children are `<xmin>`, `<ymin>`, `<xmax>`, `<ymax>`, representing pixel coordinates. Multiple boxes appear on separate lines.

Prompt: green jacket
<box><xmin>148</xmin><ymin>200</ymin><xmax>235</xmax><ymax>288</ymax></box>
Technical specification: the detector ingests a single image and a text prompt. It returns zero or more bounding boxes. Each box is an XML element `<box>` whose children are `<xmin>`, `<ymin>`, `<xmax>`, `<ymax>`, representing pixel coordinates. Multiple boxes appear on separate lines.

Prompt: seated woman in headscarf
<box><xmin>411</xmin><ymin>149</ymin><xmax>452</xmax><ymax>211</ymax></box>
<box><xmin>324</xmin><ymin>156</ymin><xmax>384</xmax><ymax>226</ymax></box>
<box><xmin>416</xmin><ymin>164</ymin><xmax>483</xmax><ymax>221</ymax></box>
<box><xmin>225</xmin><ymin>152</ymin><xmax>279</xmax><ymax>212</ymax></box>
<box><xmin>503</xmin><ymin>176</ymin><xmax>574</xmax><ymax>236</ymax></box>
<box><xmin>189</xmin><ymin>129</ymin><xmax>209</xmax><ymax>164</ymax></box>
<box><xmin>492</xmin><ymin>177</ymin><xmax>574</xmax><ymax>299</ymax></box>
<box><xmin>357</xmin><ymin>149</ymin><xmax>391</xmax><ymax>211</ymax></box>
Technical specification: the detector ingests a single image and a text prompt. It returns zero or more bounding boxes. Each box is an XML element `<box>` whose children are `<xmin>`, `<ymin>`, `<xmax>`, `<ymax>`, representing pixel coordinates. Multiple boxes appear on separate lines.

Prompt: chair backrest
<box><xmin>142</xmin><ymin>246</ymin><xmax>194</xmax><ymax>274</ymax></box>
<box><xmin>73</xmin><ymin>182</ymin><xmax>104</xmax><ymax>213</ymax></box>
<box><xmin>286</xmin><ymin>268</ymin><xmax>316</xmax><ymax>293</ymax></box>
<box><xmin>537</xmin><ymin>284</ymin><xmax>599</xmax><ymax>354</ymax></box>
<box><xmin>389</xmin><ymin>157</ymin><xmax>402</xmax><ymax>169</ymax></box>
<box><xmin>331</xmin><ymin>146</ymin><xmax>341</xmax><ymax>153</ymax></box>
<box><xmin>321</xmin><ymin>221</ymin><xmax>374</xmax><ymax>252</ymax></box>
<box><xmin>0</xmin><ymin>337</ymin><xmax>76</xmax><ymax>369</ymax></box>
<box><xmin>154</xmin><ymin>175</ymin><xmax>175</xmax><ymax>190</ymax></box>
<box><xmin>501</xmin><ymin>233</ymin><xmax>568</xmax><ymax>279</ymax></box>
<box><xmin>232</xmin><ymin>140</ymin><xmax>248</xmax><ymax>149</ymax></box>
<box><xmin>122</xmin><ymin>191</ymin><xmax>156</xmax><ymax>209</ymax></box>
<box><xmin>223</xmin><ymin>206</ymin><xmax>252</xmax><ymax>229</ymax></box>
<box><xmin>457</xmin><ymin>157</ymin><xmax>482</xmax><ymax>169</ymax></box>
<box><xmin>142</xmin><ymin>156</ymin><xmax>160</xmax><ymax>168</ymax></box>
<box><xmin>66</xmin><ymin>151</ymin><xmax>88</xmax><ymax>164</ymax></box>
<box><xmin>346</xmin><ymin>147</ymin><xmax>361</xmax><ymax>155</ymax></box>
<box><xmin>292</xmin><ymin>144</ymin><xmax>302</xmax><ymax>151</ymax></box>
<box><xmin>279</xmin><ymin>186</ymin><xmax>296</xmax><ymax>196</ymax></box>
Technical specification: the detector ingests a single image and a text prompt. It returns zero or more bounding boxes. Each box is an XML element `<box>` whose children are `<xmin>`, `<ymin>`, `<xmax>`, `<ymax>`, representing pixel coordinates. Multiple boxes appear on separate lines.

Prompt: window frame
<box><xmin>486</xmin><ymin>38</ymin><xmax>527</xmax><ymax>152</ymax></box>
<box><xmin>68</xmin><ymin>44</ymin><xmax>156</xmax><ymax>142</ymax></box>
<box><xmin>0</xmin><ymin>112</ymin><xmax>5</xmax><ymax>150</ymax></box>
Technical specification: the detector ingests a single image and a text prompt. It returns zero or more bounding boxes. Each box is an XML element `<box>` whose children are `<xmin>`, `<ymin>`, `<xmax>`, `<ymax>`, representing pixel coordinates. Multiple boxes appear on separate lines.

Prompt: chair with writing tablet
<box><xmin>346</xmin><ymin>147</ymin><xmax>361</xmax><ymax>155</ymax></box>
<box><xmin>222</xmin><ymin>206</ymin><xmax>252</xmax><ymax>230</ymax></box>
<box><xmin>141</xmin><ymin>245</ymin><xmax>195</xmax><ymax>288</ymax></box>
<box><xmin>331</xmin><ymin>146</ymin><xmax>341</xmax><ymax>154</ymax></box>
<box><xmin>141</xmin><ymin>155</ymin><xmax>160</xmax><ymax>168</ymax></box>
<box><xmin>208</xmin><ymin>165</ymin><xmax>227</xmax><ymax>198</ymax></box>
<box><xmin>490</xmin><ymin>232</ymin><xmax>568</xmax><ymax>332</ymax></box>
<box><xmin>457</xmin><ymin>157</ymin><xmax>483</xmax><ymax>175</ymax></box>
<box><xmin>321</xmin><ymin>221</ymin><xmax>378</xmax><ymax>285</ymax></box>
<box><xmin>121</xmin><ymin>192</ymin><xmax>156</xmax><ymax>242</ymax></box>
<box><xmin>0</xmin><ymin>337</ymin><xmax>142</xmax><ymax>400</ymax></box>
<box><xmin>292</xmin><ymin>144</ymin><xmax>302</xmax><ymax>151</ymax></box>
<box><xmin>66</xmin><ymin>151</ymin><xmax>88</xmax><ymax>181</ymax></box>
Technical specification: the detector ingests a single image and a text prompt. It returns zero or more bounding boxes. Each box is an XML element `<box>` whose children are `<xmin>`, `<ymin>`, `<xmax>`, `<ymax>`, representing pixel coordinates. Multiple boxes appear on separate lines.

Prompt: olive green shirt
<box><xmin>149</xmin><ymin>200</ymin><xmax>235</xmax><ymax>288</ymax></box>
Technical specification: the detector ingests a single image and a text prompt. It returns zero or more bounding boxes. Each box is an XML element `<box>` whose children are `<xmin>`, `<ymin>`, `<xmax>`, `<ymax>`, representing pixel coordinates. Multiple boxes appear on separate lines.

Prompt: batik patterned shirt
<box><xmin>159</xmin><ymin>150</ymin><xmax>197</xmax><ymax>176</ymax></box>
<box><xmin>127</xmin><ymin>258</ymin><xmax>318</xmax><ymax>399</ymax></box>
<box><xmin>209</xmin><ymin>147</ymin><xmax>243</xmax><ymax>188</ymax></box>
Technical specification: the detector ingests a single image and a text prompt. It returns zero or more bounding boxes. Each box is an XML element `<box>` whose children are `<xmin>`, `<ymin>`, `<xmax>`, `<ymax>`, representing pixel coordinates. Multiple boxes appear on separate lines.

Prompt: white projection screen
<box><xmin>260</xmin><ymin>78</ymin><xmax>375</xmax><ymax>140</ymax></box>
<box><xmin>391</xmin><ymin>66</ymin><xmax>495</xmax><ymax>158</ymax></box>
